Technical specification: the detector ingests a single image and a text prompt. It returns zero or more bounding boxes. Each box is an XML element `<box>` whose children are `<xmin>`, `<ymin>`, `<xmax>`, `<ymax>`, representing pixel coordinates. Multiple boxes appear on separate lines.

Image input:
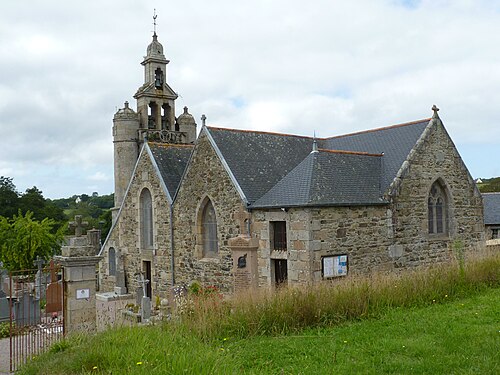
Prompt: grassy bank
<box><xmin>20</xmin><ymin>287</ymin><xmax>499</xmax><ymax>374</ymax></box>
<box><xmin>178</xmin><ymin>250</ymin><xmax>499</xmax><ymax>339</ymax></box>
<box><xmin>19</xmin><ymin>252</ymin><xmax>500</xmax><ymax>374</ymax></box>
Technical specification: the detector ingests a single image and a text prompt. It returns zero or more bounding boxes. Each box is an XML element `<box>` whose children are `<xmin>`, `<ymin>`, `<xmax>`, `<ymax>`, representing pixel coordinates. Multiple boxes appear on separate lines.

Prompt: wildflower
<box><xmin>223</xmin><ymin>337</ymin><xmax>228</xmax><ymax>341</ymax></box>
<box><xmin>220</xmin><ymin>348</ymin><xmax>225</xmax><ymax>351</ymax></box>
<box><xmin>445</xmin><ymin>295</ymin><xmax>448</xmax><ymax>298</ymax></box>
<box><xmin>136</xmin><ymin>361</ymin><xmax>143</xmax><ymax>365</ymax></box>
<box><xmin>432</xmin><ymin>299</ymin><xmax>435</xmax><ymax>303</ymax></box>
<box><xmin>93</xmin><ymin>366</ymin><xmax>98</xmax><ymax>370</ymax></box>
<box><xmin>343</xmin><ymin>340</ymin><xmax>348</xmax><ymax>343</ymax></box>
<box><xmin>402</xmin><ymin>345</ymin><xmax>406</xmax><ymax>348</ymax></box>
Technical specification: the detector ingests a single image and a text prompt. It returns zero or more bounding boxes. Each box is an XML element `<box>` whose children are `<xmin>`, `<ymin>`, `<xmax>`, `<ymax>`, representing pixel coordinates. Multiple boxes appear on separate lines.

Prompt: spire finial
<box><xmin>201</xmin><ymin>114</ymin><xmax>207</xmax><ymax>127</ymax></box>
<box><xmin>312</xmin><ymin>131</ymin><xmax>318</xmax><ymax>153</ymax></box>
<box><xmin>153</xmin><ymin>9</ymin><xmax>158</xmax><ymax>36</ymax></box>
<box><xmin>432</xmin><ymin>104</ymin><xmax>440</xmax><ymax>119</ymax></box>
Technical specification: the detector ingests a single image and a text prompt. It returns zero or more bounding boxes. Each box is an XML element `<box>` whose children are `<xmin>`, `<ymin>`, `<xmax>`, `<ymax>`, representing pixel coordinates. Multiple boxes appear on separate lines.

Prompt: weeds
<box><xmin>173</xmin><ymin>250</ymin><xmax>500</xmax><ymax>340</ymax></box>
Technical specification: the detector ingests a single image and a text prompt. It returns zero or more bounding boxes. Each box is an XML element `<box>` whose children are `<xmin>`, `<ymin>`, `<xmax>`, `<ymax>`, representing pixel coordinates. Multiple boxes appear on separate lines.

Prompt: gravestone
<box><xmin>13</xmin><ymin>292</ymin><xmax>41</xmax><ymax>327</ymax></box>
<box><xmin>137</xmin><ymin>273</ymin><xmax>151</xmax><ymax>321</ymax></box>
<box><xmin>34</xmin><ymin>257</ymin><xmax>46</xmax><ymax>300</ymax></box>
<box><xmin>114</xmin><ymin>250</ymin><xmax>127</xmax><ymax>295</ymax></box>
<box><xmin>45</xmin><ymin>261</ymin><xmax>63</xmax><ymax>314</ymax></box>
<box><xmin>0</xmin><ymin>297</ymin><xmax>8</xmax><ymax>322</ymax></box>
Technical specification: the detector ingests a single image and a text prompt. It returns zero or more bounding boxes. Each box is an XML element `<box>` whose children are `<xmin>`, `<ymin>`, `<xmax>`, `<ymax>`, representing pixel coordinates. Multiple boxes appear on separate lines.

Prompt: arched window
<box><xmin>201</xmin><ymin>199</ymin><xmax>218</xmax><ymax>257</ymax></box>
<box><xmin>108</xmin><ymin>247</ymin><xmax>116</xmax><ymax>276</ymax></box>
<box><xmin>140</xmin><ymin>188</ymin><xmax>153</xmax><ymax>248</ymax></box>
<box><xmin>428</xmin><ymin>180</ymin><xmax>448</xmax><ymax>235</ymax></box>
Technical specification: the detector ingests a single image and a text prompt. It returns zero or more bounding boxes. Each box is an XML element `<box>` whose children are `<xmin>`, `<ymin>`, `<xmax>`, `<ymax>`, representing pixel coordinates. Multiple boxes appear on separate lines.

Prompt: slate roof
<box><xmin>252</xmin><ymin>150</ymin><xmax>385</xmax><ymax>208</ymax></box>
<box><xmin>207</xmin><ymin>119</ymin><xmax>431</xmax><ymax>207</ymax></box>
<box><xmin>321</xmin><ymin>119</ymin><xmax>430</xmax><ymax>192</ymax></box>
<box><xmin>148</xmin><ymin>143</ymin><xmax>193</xmax><ymax>198</ymax></box>
<box><xmin>483</xmin><ymin>193</ymin><xmax>500</xmax><ymax>225</ymax></box>
<box><xmin>208</xmin><ymin>128</ymin><xmax>314</xmax><ymax>204</ymax></box>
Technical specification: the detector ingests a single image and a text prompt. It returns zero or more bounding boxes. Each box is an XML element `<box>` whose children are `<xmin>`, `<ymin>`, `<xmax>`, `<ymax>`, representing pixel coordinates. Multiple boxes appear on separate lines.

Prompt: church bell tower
<box><xmin>111</xmin><ymin>16</ymin><xmax>197</xmax><ymax>221</ymax></box>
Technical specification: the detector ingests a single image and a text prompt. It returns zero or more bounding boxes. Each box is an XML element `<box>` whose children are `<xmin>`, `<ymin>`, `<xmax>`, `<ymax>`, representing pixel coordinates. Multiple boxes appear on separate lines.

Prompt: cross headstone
<box><xmin>234</xmin><ymin>207</ymin><xmax>251</xmax><ymax>236</ymax></box>
<box><xmin>136</xmin><ymin>273</ymin><xmax>151</xmax><ymax>321</ymax></box>
<box><xmin>34</xmin><ymin>256</ymin><xmax>45</xmax><ymax>299</ymax></box>
<box><xmin>69</xmin><ymin>215</ymin><xmax>88</xmax><ymax>237</ymax></box>
<box><xmin>136</xmin><ymin>273</ymin><xmax>149</xmax><ymax>298</ymax></box>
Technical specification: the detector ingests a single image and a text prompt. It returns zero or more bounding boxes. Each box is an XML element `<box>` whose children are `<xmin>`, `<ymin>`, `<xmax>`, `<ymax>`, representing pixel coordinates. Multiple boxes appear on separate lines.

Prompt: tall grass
<box><xmin>174</xmin><ymin>250</ymin><xmax>500</xmax><ymax>340</ymax></box>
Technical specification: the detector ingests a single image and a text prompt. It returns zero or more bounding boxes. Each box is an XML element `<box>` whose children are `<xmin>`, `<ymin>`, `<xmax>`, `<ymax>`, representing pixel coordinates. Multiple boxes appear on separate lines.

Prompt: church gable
<box><xmin>173</xmin><ymin>131</ymin><xmax>248</xmax><ymax>292</ymax></box>
<box><xmin>387</xmin><ymin>113</ymin><xmax>483</xmax><ymax>266</ymax></box>
<box><xmin>99</xmin><ymin>144</ymin><xmax>174</xmax><ymax>295</ymax></box>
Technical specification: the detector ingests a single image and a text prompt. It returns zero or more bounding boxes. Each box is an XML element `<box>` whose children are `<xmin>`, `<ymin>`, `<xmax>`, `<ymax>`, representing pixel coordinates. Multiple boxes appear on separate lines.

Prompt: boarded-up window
<box><xmin>272</xmin><ymin>221</ymin><xmax>287</xmax><ymax>251</ymax></box>
<box><xmin>140</xmin><ymin>189</ymin><xmax>153</xmax><ymax>248</ymax></box>
<box><xmin>202</xmin><ymin>200</ymin><xmax>218</xmax><ymax>257</ymax></box>
<box><xmin>428</xmin><ymin>181</ymin><xmax>448</xmax><ymax>235</ymax></box>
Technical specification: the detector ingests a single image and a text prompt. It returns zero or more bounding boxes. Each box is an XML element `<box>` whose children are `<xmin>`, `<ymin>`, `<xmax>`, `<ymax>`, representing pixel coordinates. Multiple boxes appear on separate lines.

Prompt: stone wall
<box><xmin>388</xmin><ymin>119</ymin><xmax>484</xmax><ymax>267</ymax></box>
<box><xmin>250</xmin><ymin>119</ymin><xmax>484</xmax><ymax>286</ymax></box>
<box><xmin>99</xmin><ymin>146</ymin><xmax>173</xmax><ymax>299</ymax></box>
<box><xmin>173</xmin><ymin>132</ymin><xmax>245</xmax><ymax>293</ymax></box>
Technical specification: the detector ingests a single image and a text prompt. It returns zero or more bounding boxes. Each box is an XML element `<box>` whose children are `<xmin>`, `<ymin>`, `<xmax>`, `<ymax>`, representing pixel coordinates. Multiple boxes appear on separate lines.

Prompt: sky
<box><xmin>0</xmin><ymin>0</ymin><xmax>499</xmax><ymax>199</ymax></box>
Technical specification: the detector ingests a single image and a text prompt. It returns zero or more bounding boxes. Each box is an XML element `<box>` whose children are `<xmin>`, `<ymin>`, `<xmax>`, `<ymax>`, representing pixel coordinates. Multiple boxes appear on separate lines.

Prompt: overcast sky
<box><xmin>1</xmin><ymin>0</ymin><xmax>499</xmax><ymax>199</ymax></box>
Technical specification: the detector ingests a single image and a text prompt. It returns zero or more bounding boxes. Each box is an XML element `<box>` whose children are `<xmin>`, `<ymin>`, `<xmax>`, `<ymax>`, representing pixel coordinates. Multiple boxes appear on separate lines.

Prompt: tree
<box><xmin>0</xmin><ymin>176</ymin><xmax>19</xmax><ymax>217</ymax></box>
<box><xmin>0</xmin><ymin>211</ymin><xmax>65</xmax><ymax>271</ymax></box>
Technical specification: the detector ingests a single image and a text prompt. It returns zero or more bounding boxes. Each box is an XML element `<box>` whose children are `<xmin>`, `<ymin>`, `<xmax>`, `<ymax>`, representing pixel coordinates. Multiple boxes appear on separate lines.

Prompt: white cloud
<box><xmin>0</xmin><ymin>0</ymin><xmax>499</xmax><ymax>198</ymax></box>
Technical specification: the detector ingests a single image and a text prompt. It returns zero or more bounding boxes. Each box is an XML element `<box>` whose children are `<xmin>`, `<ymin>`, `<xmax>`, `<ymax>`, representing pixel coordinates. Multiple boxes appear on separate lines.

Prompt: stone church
<box><xmin>98</xmin><ymin>31</ymin><xmax>484</xmax><ymax>298</ymax></box>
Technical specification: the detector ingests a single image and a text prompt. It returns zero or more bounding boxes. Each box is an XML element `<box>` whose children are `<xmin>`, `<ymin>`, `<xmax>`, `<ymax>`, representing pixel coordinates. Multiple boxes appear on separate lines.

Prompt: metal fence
<box><xmin>6</xmin><ymin>264</ymin><xmax>64</xmax><ymax>372</ymax></box>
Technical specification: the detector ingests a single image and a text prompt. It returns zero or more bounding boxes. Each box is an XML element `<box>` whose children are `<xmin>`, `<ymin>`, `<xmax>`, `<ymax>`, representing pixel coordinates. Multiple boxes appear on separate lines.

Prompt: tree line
<box><xmin>0</xmin><ymin>176</ymin><xmax>113</xmax><ymax>271</ymax></box>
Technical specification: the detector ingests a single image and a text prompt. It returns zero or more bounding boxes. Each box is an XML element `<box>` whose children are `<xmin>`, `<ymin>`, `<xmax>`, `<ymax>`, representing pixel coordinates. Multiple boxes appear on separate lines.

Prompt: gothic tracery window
<box><xmin>140</xmin><ymin>188</ymin><xmax>154</xmax><ymax>248</ymax></box>
<box><xmin>201</xmin><ymin>199</ymin><xmax>218</xmax><ymax>257</ymax></box>
<box><xmin>428</xmin><ymin>180</ymin><xmax>448</xmax><ymax>235</ymax></box>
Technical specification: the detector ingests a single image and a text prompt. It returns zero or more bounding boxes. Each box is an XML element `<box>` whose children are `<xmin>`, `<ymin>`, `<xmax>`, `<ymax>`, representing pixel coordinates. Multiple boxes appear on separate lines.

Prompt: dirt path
<box><xmin>0</xmin><ymin>337</ymin><xmax>11</xmax><ymax>374</ymax></box>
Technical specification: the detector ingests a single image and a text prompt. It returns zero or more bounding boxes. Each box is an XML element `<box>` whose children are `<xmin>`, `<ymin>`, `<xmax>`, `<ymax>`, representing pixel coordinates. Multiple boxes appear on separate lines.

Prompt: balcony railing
<box><xmin>139</xmin><ymin>129</ymin><xmax>187</xmax><ymax>144</ymax></box>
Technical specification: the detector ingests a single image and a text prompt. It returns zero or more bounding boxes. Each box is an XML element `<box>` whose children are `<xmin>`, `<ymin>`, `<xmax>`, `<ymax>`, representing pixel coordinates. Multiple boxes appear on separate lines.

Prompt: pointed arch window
<box><xmin>140</xmin><ymin>188</ymin><xmax>154</xmax><ymax>248</ymax></box>
<box><xmin>428</xmin><ymin>181</ymin><xmax>448</xmax><ymax>235</ymax></box>
<box><xmin>202</xmin><ymin>199</ymin><xmax>218</xmax><ymax>257</ymax></box>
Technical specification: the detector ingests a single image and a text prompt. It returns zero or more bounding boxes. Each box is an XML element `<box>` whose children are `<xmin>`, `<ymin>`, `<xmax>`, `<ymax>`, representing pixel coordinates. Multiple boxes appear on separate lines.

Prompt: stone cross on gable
<box><xmin>234</xmin><ymin>206</ymin><xmax>251</xmax><ymax>236</ymax></box>
<box><xmin>69</xmin><ymin>215</ymin><xmax>88</xmax><ymax>237</ymax></box>
<box><xmin>432</xmin><ymin>104</ymin><xmax>440</xmax><ymax>119</ymax></box>
<box><xmin>137</xmin><ymin>273</ymin><xmax>149</xmax><ymax>298</ymax></box>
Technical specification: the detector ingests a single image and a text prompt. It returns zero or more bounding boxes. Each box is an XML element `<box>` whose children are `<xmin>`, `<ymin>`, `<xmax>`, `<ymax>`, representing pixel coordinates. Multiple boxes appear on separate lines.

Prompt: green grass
<box><xmin>19</xmin><ymin>252</ymin><xmax>500</xmax><ymax>374</ymax></box>
<box><xmin>19</xmin><ymin>288</ymin><xmax>499</xmax><ymax>374</ymax></box>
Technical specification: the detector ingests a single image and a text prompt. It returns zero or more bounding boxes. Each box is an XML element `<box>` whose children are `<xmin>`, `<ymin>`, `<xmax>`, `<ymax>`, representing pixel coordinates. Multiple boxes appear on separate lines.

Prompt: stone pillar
<box><xmin>55</xmin><ymin>232</ymin><xmax>101</xmax><ymax>334</ymax></box>
<box><xmin>228</xmin><ymin>235</ymin><xmax>259</xmax><ymax>294</ymax></box>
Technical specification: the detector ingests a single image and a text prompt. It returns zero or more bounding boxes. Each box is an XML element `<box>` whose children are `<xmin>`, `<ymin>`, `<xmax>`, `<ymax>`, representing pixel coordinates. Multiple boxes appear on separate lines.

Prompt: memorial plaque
<box><xmin>76</xmin><ymin>289</ymin><xmax>90</xmax><ymax>299</ymax></box>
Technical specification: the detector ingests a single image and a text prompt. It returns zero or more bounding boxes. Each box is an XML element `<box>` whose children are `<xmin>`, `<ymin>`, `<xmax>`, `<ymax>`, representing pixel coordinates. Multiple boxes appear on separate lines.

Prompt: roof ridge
<box><xmin>325</xmin><ymin>118</ymin><xmax>431</xmax><ymax>140</ymax></box>
<box><xmin>318</xmin><ymin>148</ymin><xmax>383</xmax><ymax>157</ymax></box>
<box><xmin>207</xmin><ymin>126</ymin><xmax>315</xmax><ymax>140</ymax></box>
<box><xmin>482</xmin><ymin>192</ymin><xmax>500</xmax><ymax>195</ymax></box>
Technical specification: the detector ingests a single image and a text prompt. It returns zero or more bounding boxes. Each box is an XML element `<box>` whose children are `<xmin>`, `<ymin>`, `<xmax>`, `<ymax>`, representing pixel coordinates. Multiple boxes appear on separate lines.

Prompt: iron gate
<box><xmin>8</xmin><ymin>263</ymin><xmax>64</xmax><ymax>372</ymax></box>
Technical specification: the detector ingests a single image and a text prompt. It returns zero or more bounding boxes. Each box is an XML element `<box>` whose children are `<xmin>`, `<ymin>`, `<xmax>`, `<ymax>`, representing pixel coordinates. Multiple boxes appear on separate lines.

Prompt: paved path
<box><xmin>0</xmin><ymin>337</ymin><xmax>11</xmax><ymax>374</ymax></box>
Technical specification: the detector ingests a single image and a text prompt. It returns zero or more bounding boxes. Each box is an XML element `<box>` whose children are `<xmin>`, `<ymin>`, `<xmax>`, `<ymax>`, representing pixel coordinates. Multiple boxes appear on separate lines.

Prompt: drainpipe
<box><xmin>169</xmin><ymin>203</ymin><xmax>175</xmax><ymax>286</ymax></box>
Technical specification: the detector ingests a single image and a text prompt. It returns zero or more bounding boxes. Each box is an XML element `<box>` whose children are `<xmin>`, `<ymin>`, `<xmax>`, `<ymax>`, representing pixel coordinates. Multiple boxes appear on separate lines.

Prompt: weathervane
<box><xmin>153</xmin><ymin>9</ymin><xmax>158</xmax><ymax>35</ymax></box>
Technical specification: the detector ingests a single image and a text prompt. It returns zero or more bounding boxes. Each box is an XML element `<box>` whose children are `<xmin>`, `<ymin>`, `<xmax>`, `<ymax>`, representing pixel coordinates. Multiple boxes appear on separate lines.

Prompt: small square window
<box><xmin>271</xmin><ymin>221</ymin><xmax>287</xmax><ymax>251</ymax></box>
